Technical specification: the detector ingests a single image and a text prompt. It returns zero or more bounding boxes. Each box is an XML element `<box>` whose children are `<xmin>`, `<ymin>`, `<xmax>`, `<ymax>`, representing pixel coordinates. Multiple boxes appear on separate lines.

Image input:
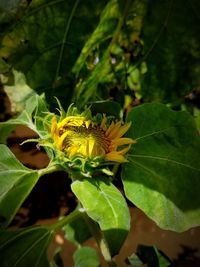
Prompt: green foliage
<box><xmin>0</xmin><ymin>93</ymin><xmax>37</xmax><ymax>143</ymax></box>
<box><xmin>0</xmin><ymin>226</ymin><xmax>53</xmax><ymax>267</ymax></box>
<box><xmin>51</xmin><ymin>248</ymin><xmax>64</xmax><ymax>267</ymax></box>
<box><xmin>122</xmin><ymin>103</ymin><xmax>200</xmax><ymax>231</ymax></box>
<box><xmin>126</xmin><ymin>245</ymin><xmax>172</xmax><ymax>267</ymax></box>
<box><xmin>0</xmin><ymin>144</ymin><xmax>40</xmax><ymax>228</ymax></box>
<box><xmin>0</xmin><ymin>0</ymin><xmax>27</xmax><ymax>28</ymax></box>
<box><xmin>0</xmin><ymin>57</ymin><xmax>10</xmax><ymax>73</ymax></box>
<box><xmin>3</xmin><ymin>70</ymin><xmax>35</xmax><ymax>114</ymax></box>
<box><xmin>63</xmin><ymin>211</ymin><xmax>91</xmax><ymax>247</ymax></box>
<box><xmin>73</xmin><ymin>247</ymin><xmax>100</xmax><ymax>267</ymax></box>
<box><xmin>0</xmin><ymin>92</ymin><xmax>49</xmax><ymax>143</ymax></box>
<box><xmin>73</xmin><ymin>0</ymin><xmax>147</xmax><ymax>108</ymax></box>
<box><xmin>0</xmin><ymin>0</ymin><xmax>200</xmax><ymax>266</ymax></box>
<box><xmin>0</xmin><ymin>0</ymin><xmax>107</xmax><ymax>106</ymax></box>
<box><xmin>0</xmin><ymin>95</ymin><xmax>199</xmax><ymax>265</ymax></box>
<box><xmin>141</xmin><ymin>0</ymin><xmax>200</xmax><ymax>105</ymax></box>
<box><xmin>71</xmin><ymin>177</ymin><xmax>130</xmax><ymax>256</ymax></box>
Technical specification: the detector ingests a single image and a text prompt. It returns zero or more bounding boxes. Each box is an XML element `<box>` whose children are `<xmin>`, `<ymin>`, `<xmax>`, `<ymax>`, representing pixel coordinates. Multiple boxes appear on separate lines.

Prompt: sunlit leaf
<box><xmin>122</xmin><ymin>103</ymin><xmax>200</xmax><ymax>231</ymax></box>
<box><xmin>71</xmin><ymin>177</ymin><xmax>130</xmax><ymax>256</ymax></box>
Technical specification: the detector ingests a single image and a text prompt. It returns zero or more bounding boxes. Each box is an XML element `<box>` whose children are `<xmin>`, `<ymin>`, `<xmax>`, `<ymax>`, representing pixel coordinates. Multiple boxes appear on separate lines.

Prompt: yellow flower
<box><xmin>51</xmin><ymin>114</ymin><xmax>135</xmax><ymax>163</ymax></box>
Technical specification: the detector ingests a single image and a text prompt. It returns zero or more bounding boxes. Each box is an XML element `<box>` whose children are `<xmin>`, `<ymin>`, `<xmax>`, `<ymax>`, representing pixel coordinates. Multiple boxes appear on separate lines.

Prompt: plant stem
<box><xmin>50</xmin><ymin>209</ymin><xmax>82</xmax><ymax>231</ymax></box>
<box><xmin>82</xmin><ymin>214</ymin><xmax>117</xmax><ymax>267</ymax></box>
<box><xmin>38</xmin><ymin>164</ymin><xmax>63</xmax><ymax>177</ymax></box>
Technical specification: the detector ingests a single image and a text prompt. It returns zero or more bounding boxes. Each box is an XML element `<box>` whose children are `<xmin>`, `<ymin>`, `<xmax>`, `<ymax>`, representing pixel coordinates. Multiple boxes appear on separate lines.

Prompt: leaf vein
<box><xmin>129</xmin><ymin>154</ymin><xmax>200</xmax><ymax>171</ymax></box>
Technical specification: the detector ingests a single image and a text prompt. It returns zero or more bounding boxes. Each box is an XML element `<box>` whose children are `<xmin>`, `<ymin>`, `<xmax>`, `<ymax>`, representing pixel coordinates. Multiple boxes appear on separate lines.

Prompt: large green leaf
<box><xmin>122</xmin><ymin>103</ymin><xmax>200</xmax><ymax>231</ymax></box>
<box><xmin>0</xmin><ymin>226</ymin><xmax>53</xmax><ymax>267</ymax></box>
<box><xmin>141</xmin><ymin>0</ymin><xmax>200</xmax><ymax>105</ymax></box>
<box><xmin>0</xmin><ymin>0</ymin><xmax>107</xmax><ymax>107</ymax></box>
<box><xmin>0</xmin><ymin>144</ymin><xmax>40</xmax><ymax>228</ymax></box>
<box><xmin>71</xmin><ymin>177</ymin><xmax>130</xmax><ymax>256</ymax></box>
<box><xmin>73</xmin><ymin>247</ymin><xmax>100</xmax><ymax>267</ymax></box>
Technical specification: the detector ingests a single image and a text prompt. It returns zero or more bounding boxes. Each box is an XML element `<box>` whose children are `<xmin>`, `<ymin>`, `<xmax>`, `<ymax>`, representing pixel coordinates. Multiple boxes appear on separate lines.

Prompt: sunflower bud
<box><xmin>49</xmin><ymin>106</ymin><xmax>135</xmax><ymax>177</ymax></box>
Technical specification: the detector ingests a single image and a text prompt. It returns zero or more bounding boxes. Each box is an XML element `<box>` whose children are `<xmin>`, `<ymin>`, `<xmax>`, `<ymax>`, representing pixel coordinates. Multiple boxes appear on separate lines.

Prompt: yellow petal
<box><xmin>118</xmin><ymin>144</ymin><xmax>132</xmax><ymax>155</ymax></box>
<box><xmin>115</xmin><ymin>122</ymin><xmax>132</xmax><ymax>138</ymax></box>
<box><xmin>100</xmin><ymin>114</ymin><xmax>107</xmax><ymax>130</ymax></box>
<box><xmin>112</xmin><ymin>137</ymin><xmax>135</xmax><ymax>146</ymax></box>
<box><xmin>88</xmin><ymin>137</ymin><xmax>95</xmax><ymax>156</ymax></box>
<box><xmin>105</xmin><ymin>121</ymin><xmax>115</xmax><ymax>136</ymax></box>
<box><xmin>57</xmin><ymin>116</ymin><xmax>85</xmax><ymax>128</ymax></box>
<box><xmin>107</xmin><ymin>121</ymin><xmax>122</xmax><ymax>139</ymax></box>
<box><xmin>51</xmin><ymin>116</ymin><xmax>57</xmax><ymax>136</ymax></box>
<box><xmin>105</xmin><ymin>152</ymin><xmax>128</xmax><ymax>163</ymax></box>
<box><xmin>67</xmin><ymin>144</ymin><xmax>80</xmax><ymax>158</ymax></box>
<box><xmin>57</xmin><ymin>131</ymin><xmax>70</xmax><ymax>150</ymax></box>
<box><xmin>85</xmin><ymin>120</ymin><xmax>91</xmax><ymax>129</ymax></box>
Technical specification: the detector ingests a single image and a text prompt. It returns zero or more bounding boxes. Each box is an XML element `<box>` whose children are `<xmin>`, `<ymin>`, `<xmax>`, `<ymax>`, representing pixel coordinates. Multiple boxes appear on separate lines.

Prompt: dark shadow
<box><xmin>11</xmin><ymin>171</ymin><xmax>77</xmax><ymax>227</ymax></box>
<box><xmin>171</xmin><ymin>245</ymin><xmax>200</xmax><ymax>267</ymax></box>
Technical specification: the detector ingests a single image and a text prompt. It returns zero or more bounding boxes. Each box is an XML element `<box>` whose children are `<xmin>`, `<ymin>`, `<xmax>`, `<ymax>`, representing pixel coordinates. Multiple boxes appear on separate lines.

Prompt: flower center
<box><xmin>58</xmin><ymin>124</ymin><xmax>110</xmax><ymax>159</ymax></box>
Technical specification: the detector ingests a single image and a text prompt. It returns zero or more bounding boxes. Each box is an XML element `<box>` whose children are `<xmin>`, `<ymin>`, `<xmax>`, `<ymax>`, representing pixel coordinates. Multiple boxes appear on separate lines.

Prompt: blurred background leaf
<box><xmin>0</xmin><ymin>0</ymin><xmax>107</xmax><ymax>108</ymax></box>
<box><xmin>0</xmin><ymin>0</ymin><xmax>28</xmax><ymax>27</ymax></box>
<box><xmin>141</xmin><ymin>0</ymin><xmax>200</xmax><ymax>107</ymax></box>
<box><xmin>73</xmin><ymin>0</ymin><xmax>147</xmax><ymax>109</ymax></box>
<box><xmin>1</xmin><ymin>0</ymin><xmax>200</xmax><ymax>112</ymax></box>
